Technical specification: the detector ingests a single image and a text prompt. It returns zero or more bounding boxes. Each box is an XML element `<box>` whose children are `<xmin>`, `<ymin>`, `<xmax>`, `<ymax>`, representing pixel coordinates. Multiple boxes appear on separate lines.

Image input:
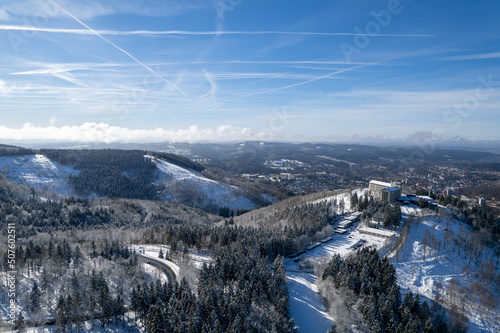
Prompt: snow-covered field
<box><xmin>146</xmin><ymin>155</ymin><xmax>257</xmax><ymax>210</ymax></box>
<box><xmin>0</xmin><ymin>155</ymin><xmax>78</xmax><ymax>197</ymax></box>
<box><xmin>286</xmin><ymin>197</ymin><xmax>500</xmax><ymax>333</ymax></box>
<box><xmin>1</xmin><ymin>313</ymin><xmax>142</xmax><ymax>333</ymax></box>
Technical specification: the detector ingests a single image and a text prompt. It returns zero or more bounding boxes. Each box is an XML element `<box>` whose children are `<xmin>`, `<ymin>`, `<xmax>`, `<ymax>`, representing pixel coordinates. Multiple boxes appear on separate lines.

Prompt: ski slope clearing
<box><xmin>387</xmin><ymin>207</ymin><xmax>500</xmax><ymax>333</ymax></box>
<box><xmin>0</xmin><ymin>154</ymin><xmax>77</xmax><ymax>197</ymax></box>
<box><xmin>146</xmin><ymin>155</ymin><xmax>257</xmax><ymax>210</ymax></box>
<box><xmin>287</xmin><ymin>272</ymin><xmax>333</xmax><ymax>333</ymax></box>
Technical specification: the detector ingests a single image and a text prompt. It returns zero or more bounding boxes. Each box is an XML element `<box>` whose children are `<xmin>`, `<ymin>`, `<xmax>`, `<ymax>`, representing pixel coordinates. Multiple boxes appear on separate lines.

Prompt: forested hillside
<box><xmin>0</xmin><ymin>147</ymin><xmax>284</xmax><ymax>213</ymax></box>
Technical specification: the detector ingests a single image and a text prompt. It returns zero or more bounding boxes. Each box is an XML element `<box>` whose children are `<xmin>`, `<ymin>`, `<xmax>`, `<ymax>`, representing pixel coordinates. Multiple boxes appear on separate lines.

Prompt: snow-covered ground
<box><xmin>288</xmin><ymin>201</ymin><xmax>500</xmax><ymax>332</ymax></box>
<box><xmin>146</xmin><ymin>155</ymin><xmax>257</xmax><ymax>210</ymax></box>
<box><xmin>2</xmin><ymin>313</ymin><xmax>142</xmax><ymax>332</ymax></box>
<box><xmin>285</xmin><ymin>212</ymin><xmax>393</xmax><ymax>333</ymax></box>
<box><xmin>140</xmin><ymin>262</ymin><xmax>169</xmax><ymax>283</ymax></box>
<box><xmin>0</xmin><ymin>154</ymin><xmax>78</xmax><ymax>197</ymax></box>
<box><xmin>287</xmin><ymin>272</ymin><xmax>334</xmax><ymax>333</ymax></box>
<box><xmin>387</xmin><ymin>207</ymin><xmax>500</xmax><ymax>333</ymax></box>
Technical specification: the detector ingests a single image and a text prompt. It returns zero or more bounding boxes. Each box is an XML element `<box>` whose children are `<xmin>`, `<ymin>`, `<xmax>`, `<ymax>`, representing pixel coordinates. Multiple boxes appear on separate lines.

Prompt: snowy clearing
<box><xmin>0</xmin><ymin>154</ymin><xmax>78</xmax><ymax>197</ymax></box>
<box><xmin>287</xmin><ymin>272</ymin><xmax>334</xmax><ymax>333</ymax></box>
<box><xmin>146</xmin><ymin>155</ymin><xmax>257</xmax><ymax>210</ymax></box>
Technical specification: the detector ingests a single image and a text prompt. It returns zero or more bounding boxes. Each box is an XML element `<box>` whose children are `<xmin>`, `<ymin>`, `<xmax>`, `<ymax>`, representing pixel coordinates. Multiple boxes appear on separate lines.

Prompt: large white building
<box><xmin>369</xmin><ymin>180</ymin><xmax>402</xmax><ymax>203</ymax></box>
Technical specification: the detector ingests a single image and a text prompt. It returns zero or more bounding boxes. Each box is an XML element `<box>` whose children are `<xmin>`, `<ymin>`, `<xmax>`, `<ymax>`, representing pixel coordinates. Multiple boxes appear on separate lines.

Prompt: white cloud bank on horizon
<box><xmin>0</xmin><ymin>122</ymin><xmax>278</xmax><ymax>143</ymax></box>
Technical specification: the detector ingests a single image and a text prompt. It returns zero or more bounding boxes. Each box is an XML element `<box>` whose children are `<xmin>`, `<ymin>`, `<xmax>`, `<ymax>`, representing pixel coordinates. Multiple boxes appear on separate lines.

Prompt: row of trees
<box><xmin>0</xmin><ymin>144</ymin><xmax>35</xmax><ymax>157</ymax></box>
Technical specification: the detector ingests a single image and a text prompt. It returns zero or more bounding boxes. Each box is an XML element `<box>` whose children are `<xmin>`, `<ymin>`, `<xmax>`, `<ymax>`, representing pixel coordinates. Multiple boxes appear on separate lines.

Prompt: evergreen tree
<box><xmin>29</xmin><ymin>281</ymin><xmax>42</xmax><ymax>314</ymax></box>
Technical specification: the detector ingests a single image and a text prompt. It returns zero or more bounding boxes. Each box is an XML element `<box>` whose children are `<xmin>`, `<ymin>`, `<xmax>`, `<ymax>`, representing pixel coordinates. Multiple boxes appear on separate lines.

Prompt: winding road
<box><xmin>137</xmin><ymin>253</ymin><xmax>178</xmax><ymax>283</ymax></box>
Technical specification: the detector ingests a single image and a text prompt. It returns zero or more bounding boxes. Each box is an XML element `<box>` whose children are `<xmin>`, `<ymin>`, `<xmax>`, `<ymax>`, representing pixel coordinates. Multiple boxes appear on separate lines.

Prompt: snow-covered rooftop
<box><xmin>369</xmin><ymin>180</ymin><xmax>391</xmax><ymax>187</ymax></box>
<box><xmin>358</xmin><ymin>227</ymin><xmax>396</xmax><ymax>238</ymax></box>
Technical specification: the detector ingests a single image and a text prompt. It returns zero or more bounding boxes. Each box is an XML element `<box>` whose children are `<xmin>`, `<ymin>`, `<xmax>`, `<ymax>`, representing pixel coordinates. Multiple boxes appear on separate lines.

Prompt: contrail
<box><xmin>239</xmin><ymin>62</ymin><xmax>375</xmax><ymax>98</ymax></box>
<box><xmin>0</xmin><ymin>25</ymin><xmax>434</xmax><ymax>38</ymax></box>
<box><xmin>42</xmin><ymin>1</ymin><xmax>185</xmax><ymax>96</ymax></box>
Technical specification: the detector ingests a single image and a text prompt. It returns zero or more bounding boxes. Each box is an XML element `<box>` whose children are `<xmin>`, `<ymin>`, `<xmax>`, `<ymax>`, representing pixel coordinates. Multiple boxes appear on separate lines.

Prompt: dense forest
<box><xmin>40</xmin><ymin>149</ymin><xmax>164</xmax><ymax>200</ymax></box>
<box><xmin>0</xmin><ymin>184</ymin><xmax>304</xmax><ymax>332</ymax></box>
<box><xmin>0</xmin><ymin>147</ymin><xmax>284</xmax><ymax>213</ymax></box>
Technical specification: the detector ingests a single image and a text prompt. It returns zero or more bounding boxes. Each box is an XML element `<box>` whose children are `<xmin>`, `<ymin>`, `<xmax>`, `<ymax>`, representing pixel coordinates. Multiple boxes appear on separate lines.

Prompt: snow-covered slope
<box><xmin>147</xmin><ymin>155</ymin><xmax>257</xmax><ymax>211</ymax></box>
<box><xmin>388</xmin><ymin>206</ymin><xmax>500</xmax><ymax>333</ymax></box>
<box><xmin>288</xmin><ymin>272</ymin><xmax>334</xmax><ymax>333</ymax></box>
<box><xmin>0</xmin><ymin>154</ymin><xmax>77</xmax><ymax>197</ymax></box>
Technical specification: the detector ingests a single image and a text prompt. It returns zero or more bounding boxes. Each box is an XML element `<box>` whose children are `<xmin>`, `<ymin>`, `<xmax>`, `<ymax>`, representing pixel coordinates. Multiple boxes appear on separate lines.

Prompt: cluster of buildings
<box><xmin>368</xmin><ymin>179</ymin><xmax>437</xmax><ymax>208</ymax></box>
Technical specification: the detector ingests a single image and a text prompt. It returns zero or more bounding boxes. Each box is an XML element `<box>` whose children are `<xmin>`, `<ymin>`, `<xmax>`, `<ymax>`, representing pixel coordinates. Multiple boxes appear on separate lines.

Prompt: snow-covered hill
<box><xmin>147</xmin><ymin>155</ymin><xmax>258</xmax><ymax>211</ymax></box>
<box><xmin>0</xmin><ymin>154</ymin><xmax>78</xmax><ymax>198</ymax></box>
<box><xmin>0</xmin><ymin>153</ymin><xmax>264</xmax><ymax>210</ymax></box>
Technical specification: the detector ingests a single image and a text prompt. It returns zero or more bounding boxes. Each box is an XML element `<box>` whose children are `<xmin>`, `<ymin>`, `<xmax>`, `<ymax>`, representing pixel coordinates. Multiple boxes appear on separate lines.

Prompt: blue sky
<box><xmin>0</xmin><ymin>0</ymin><xmax>499</xmax><ymax>144</ymax></box>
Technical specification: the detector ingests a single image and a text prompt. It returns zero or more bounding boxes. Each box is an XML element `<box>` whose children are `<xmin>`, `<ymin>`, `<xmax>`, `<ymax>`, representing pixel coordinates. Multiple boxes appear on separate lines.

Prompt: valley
<box><xmin>0</xmin><ymin>143</ymin><xmax>499</xmax><ymax>332</ymax></box>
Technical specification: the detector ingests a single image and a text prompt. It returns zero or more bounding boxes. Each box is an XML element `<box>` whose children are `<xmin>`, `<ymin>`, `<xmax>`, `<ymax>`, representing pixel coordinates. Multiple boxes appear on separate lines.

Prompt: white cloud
<box><xmin>0</xmin><ymin>79</ymin><xmax>13</xmax><ymax>96</ymax></box>
<box><xmin>0</xmin><ymin>122</ymin><xmax>270</xmax><ymax>143</ymax></box>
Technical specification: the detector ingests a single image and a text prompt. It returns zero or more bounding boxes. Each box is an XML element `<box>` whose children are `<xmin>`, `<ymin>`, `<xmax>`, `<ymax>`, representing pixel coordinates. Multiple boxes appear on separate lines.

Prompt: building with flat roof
<box><xmin>358</xmin><ymin>227</ymin><xmax>396</xmax><ymax>239</ymax></box>
<box><xmin>382</xmin><ymin>186</ymin><xmax>402</xmax><ymax>203</ymax></box>
<box><xmin>369</xmin><ymin>180</ymin><xmax>402</xmax><ymax>203</ymax></box>
<box><xmin>369</xmin><ymin>180</ymin><xmax>391</xmax><ymax>193</ymax></box>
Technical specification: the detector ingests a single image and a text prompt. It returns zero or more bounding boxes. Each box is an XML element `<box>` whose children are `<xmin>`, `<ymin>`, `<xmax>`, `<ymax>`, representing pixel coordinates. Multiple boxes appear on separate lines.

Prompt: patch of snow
<box><xmin>140</xmin><ymin>262</ymin><xmax>169</xmax><ymax>283</ymax></box>
<box><xmin>317</xmin><ymin>155</ymin><xmax>357</xmax><ymax>167</ymax></box>
<box><xmin>265</xmin><ymin>159</ymin><xmax>309</xmax><ymax>170</ymax></box>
